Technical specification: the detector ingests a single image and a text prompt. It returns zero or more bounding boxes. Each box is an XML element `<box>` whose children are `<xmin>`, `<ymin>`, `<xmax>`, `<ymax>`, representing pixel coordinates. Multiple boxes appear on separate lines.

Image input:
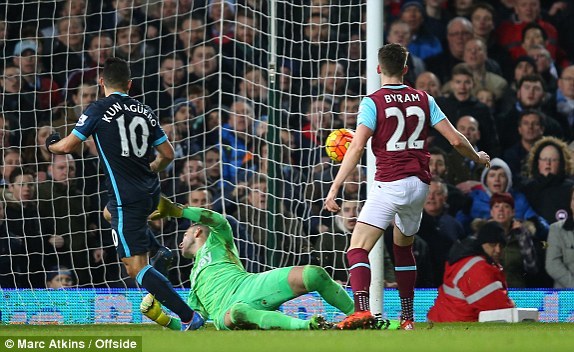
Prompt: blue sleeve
<box><xmin>73</xmin><ymin>107</ymin><xmax>98</xmax><ymax>140</ymax></box>
<box><xmin>428</xmin><ymin>94</ymin><xmax>446</xmax><ymax>126</ymax></box>
<box><xmin>357</xmin><ymin>97</ymin><xmax>377</xmax><ymax>131</ymax></box>
<box><xmin>152</xmin><ymin>123</ymin><xmax>167</xmax><ymax>146</ymax></box>
<box><xmin>143</xmin><ymin>108</ymin><xmax>166</xmax><ymax>146</ymax></box>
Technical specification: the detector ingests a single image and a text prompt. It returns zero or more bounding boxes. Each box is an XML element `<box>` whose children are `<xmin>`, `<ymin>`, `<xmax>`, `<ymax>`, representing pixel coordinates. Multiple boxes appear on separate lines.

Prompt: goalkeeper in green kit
<box><xmin>141</xmin><ymin>196</ymin><xmax>361</xmax><ymax>330</ymax></box>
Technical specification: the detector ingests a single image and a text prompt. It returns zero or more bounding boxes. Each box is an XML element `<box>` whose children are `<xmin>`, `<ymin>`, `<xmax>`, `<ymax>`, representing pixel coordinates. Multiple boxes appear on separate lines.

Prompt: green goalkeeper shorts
<box><xmin>213</xmin><ymin>267</ymin><xmax>296</xmax><ymax>330</ymax></box>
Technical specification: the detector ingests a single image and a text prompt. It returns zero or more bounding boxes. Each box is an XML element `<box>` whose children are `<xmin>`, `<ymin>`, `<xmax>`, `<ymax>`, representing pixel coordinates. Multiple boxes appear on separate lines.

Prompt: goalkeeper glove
<box><xmin>46</xmin><ymin>132</ymin><xmax>61</xmax><ymax>153</ymax></box>
<box><xmin>140</xmin><ymin>293</ymin><xmax>171</xmax><ymax>327</ymax></box>
<box><xmin>149</xmin><ymin>195</ymin><xmax>184</xmax><ymax>220</ymax></box>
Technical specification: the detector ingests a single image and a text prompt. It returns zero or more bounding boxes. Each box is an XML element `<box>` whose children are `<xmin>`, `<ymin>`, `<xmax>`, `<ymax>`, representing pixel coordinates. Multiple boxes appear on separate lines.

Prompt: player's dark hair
<box><xmin>189</xmin><ymin>223</ymin><xmax>211</xmax><ymax>237</ymax></box>
<box><xmin>102</xmin><ymin>57</ymin><xmax>131</xmax><ymax>90</ymax></box>
<box><xmin>377</xmin><ymin>43</ymin><xmax>408</xmax><ymax>77</ymax></box>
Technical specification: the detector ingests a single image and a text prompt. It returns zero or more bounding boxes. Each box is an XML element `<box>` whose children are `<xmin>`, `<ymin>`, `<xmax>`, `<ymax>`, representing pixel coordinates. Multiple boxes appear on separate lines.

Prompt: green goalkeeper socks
<box><xmin>230</xmin><ymin>303</ymin><xmax>309</xmax><ymax>330</ymax></box>
<box><xmin>167</xmin><ymin>317</ymin><xmax>181</xmax><ymax>330</ymax></box>
<box><xmin>303</xmin><ymin>265</ymin><xmax>354</xmax><ymax>315</ymax></box>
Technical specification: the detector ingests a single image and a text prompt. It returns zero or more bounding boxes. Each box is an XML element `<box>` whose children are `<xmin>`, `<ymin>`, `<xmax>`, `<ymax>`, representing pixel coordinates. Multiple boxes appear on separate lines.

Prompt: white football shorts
<box><xmin>357</xmin><ymin>176</ymin><xmax>429</xmax><ymax>236</ymax></box>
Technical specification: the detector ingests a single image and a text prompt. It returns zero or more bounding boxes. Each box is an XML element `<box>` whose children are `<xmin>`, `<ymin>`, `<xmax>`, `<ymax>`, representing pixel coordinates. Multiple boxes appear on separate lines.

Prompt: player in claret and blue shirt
<box><xmin>140</xmin><ymin>196</ymin><xmax>393</xmax><ymax>330</ymax></box>
<box><xmin>47</xmin><ymin>57</ymin><xmax>204</xmax><ymax>331</ymax></box>
<box><xmin>324</xmin><ymin>43</ymin><xmax>491</xmax><ymax>330</ymax></box>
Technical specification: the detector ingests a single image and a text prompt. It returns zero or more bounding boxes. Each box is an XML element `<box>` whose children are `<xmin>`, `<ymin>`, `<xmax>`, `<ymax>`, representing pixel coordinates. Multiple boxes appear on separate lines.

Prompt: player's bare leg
<box><xmin>103</xmin><ymin>206</ymin><xmax>112</xmax><ymax>223</ymax></box>
<box><xmin>335</xmin><ymin>222</ymin><xmax>383</xmax><ymax>329</ymax></box>
<box><xmin>393</xmin><ymin>225</ymin><xmax>416</xmax><ymax>330</ymax></box>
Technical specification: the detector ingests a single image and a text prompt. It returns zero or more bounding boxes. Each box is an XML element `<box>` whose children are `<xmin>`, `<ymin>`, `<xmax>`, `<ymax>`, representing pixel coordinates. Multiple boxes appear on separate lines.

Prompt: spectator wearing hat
<box><xmin>475</xmin><ymin>192</ymin><xmax>543</xmax><ymax>287</ymax></box>
<box><xmin>45</xmin><ymin>266</ymin><xmax>75</xmax><ymax>289</ymax></box>
<box><xmin>399</xmin><ymin>0</ymin><xmax>443</xmax><ymax>60</ymax></box>
<box><xmin>12</xmin><ymin>39</ymin><xmax>63</xmax><ymax>125</ymax></box>
<box><xmin>427</xmin><ymin>221</ymin><xmax>514</xmax><ymax>322</ymax></box>
<box><xmin>509</xmin><ymin>56</ymin><xmax>538</xmax><ymax>92</ymax></box>
<box><xmin>497</xmin><ymin>56</ymin><xmax>538</xmax><ymax>116</ymax></box>
<box><xmin>456</xmin><ymin>158</ymin><xmax>548</xmax><ymax>238</ymax></box>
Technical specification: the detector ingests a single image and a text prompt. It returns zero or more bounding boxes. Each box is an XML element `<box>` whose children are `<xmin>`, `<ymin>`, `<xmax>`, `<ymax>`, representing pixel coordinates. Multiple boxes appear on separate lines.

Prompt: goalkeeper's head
<box><xmin>100</xmin><ymin>57</ymin><xmax>132</xmax><ymax>93</ymax></box>
<box><xmin>377</xmin><ymin>43</ymin><xmax>409</xmax><ymax>79</ymax></box>
<box><xmin>179</xmin><ymin>223</ymin><xmax>210</xmax><ymax>259</ymax></box>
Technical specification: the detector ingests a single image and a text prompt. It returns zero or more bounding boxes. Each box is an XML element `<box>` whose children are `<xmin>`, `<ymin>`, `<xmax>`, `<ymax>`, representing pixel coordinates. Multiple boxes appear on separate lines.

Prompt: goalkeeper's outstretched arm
<box><xmin>151</xmin><ymin>196</ymin><xmax>229</xmax><ymax>232</ymax></box>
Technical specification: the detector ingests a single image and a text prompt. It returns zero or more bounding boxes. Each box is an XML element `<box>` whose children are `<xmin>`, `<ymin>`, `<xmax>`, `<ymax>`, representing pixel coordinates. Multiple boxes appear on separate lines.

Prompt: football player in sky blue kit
<box><xmin>47</xmin><ymin>57</ymin><xmax>204</xmax><ymax>331</ymax></box>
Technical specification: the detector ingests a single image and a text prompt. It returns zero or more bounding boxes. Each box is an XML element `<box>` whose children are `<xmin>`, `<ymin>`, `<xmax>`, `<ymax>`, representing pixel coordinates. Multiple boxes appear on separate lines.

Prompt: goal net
<box><xmin>0</xmin><ymin>0</ymin><xmax>366</xmax><ymax>293</ymax></box>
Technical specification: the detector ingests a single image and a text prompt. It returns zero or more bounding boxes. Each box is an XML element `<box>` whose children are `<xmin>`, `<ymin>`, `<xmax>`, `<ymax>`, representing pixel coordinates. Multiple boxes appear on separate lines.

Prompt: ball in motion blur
<box><xmin>325</xmin><ymin>128</ymin><xmax>354</xmax><ymax>163</ymax></box>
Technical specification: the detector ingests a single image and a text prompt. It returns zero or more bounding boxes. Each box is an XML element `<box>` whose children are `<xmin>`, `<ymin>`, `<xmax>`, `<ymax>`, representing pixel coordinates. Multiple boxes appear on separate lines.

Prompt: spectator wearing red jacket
<box><xmin>427</xmin><ymin>221</ymin><xmax>514</xmax><ymax>322</ymax></box>
<box><xmin>495</xmin><ymin>0</ymin><xmax>558</xmax><ymax>57</ymax></box>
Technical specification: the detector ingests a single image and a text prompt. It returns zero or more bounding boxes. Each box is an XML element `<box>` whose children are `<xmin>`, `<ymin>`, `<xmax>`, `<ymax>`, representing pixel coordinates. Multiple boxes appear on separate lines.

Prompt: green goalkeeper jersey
<box><xmin>183</xmin><ymin>207</ymin><xmax>249</xmax><ymax>319</ymax></box>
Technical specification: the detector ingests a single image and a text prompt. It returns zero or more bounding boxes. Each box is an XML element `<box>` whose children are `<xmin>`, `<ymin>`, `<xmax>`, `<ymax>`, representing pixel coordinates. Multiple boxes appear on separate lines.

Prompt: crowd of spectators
<box><xmin>1</xmin><ymin>0</ymin><xmax>574</xmax><ymax>290</ymax></box>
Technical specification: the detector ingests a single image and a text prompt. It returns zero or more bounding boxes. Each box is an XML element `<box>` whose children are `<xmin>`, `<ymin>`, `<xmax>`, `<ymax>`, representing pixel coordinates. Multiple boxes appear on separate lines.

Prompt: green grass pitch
<box><xmin>1</xmin><ymin>323</ymin><xmax>573</xmax><ymax>352</ymax></box>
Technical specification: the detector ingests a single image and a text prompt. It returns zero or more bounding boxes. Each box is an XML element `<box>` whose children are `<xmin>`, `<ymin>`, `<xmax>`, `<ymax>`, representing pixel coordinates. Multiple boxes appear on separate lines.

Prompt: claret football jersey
<box><xmin>358</xmin><ymin>84</ymin><xmax>446</xmax><ymax>184</ymax></box>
